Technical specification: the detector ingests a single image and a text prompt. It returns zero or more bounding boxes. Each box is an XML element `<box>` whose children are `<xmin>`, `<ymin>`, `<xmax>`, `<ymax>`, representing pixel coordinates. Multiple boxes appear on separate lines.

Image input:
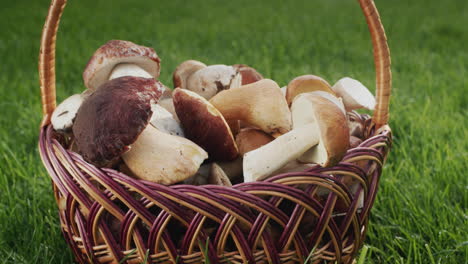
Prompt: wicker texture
<box><xmin>38</xmin><ymin>0</ymin><xmax>392</xmax><ymax>263</ymax></box>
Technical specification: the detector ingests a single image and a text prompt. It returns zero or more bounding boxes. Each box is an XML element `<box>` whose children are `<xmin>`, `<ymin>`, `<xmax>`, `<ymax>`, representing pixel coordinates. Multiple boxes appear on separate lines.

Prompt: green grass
<box><xmin>0</xmin><ymin>0</ymin><xmax>467</xmax><ymax>263</ymax></box>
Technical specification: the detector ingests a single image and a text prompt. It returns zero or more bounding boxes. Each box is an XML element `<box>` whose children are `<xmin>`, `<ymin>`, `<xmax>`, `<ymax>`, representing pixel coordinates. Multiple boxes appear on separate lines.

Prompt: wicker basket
<box><xmin>38</xmin><ymin>0</ymin><xmax>392</xmax><ymax>263</ymax></box>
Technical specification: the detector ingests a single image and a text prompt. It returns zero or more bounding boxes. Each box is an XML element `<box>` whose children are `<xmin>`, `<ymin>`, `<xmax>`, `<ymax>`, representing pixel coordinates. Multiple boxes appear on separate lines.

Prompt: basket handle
<box><xmin>39</xmin><ymin>0</ymin><xmax>391</xmax><ymax>128</ymax></box>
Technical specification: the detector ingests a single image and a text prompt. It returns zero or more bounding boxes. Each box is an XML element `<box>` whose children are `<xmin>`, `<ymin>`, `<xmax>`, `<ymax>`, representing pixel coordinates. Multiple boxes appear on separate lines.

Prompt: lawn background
<box><xmin>0</xmin><ymin>0</ymin><xmax>466</xmax><ymax>263</ymax></box>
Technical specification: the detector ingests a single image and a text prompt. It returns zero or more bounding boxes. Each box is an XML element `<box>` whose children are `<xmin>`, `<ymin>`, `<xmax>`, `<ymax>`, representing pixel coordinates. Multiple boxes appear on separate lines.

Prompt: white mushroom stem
<box><xmin>332</xmin><ymin>77</ymin><xmax>376</xmax><ymax>111</ymax></box>
<box><xmin>122</xmin><ymin>125</ymin><xmax>208</xmax><ymax>185</ymax></box>
<box><xmin>150</xmin><ymin>104</ymin><xmax>184</xmax><ymax>137</ymax></box>
<box><xmin>243</xmin><ymin>123</ymin><xmax>319</xmax><ymax>182</ymax></box>
<box><xmin>109</xmin><ymin>63</ymin><xmax>153</xmax><ymax>80</ymax></box>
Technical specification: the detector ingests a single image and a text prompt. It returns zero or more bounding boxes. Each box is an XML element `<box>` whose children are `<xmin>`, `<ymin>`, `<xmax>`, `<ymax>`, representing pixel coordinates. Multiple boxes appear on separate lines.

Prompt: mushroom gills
<box><xmin>109</xmin><ymin>63</ymin><xmax>153</xmax><ymax>80</ymax></box>
<box><xmin>122</xmin><ymin>125</ymin><xmax>208</xmax><ymax>185</ymax></box>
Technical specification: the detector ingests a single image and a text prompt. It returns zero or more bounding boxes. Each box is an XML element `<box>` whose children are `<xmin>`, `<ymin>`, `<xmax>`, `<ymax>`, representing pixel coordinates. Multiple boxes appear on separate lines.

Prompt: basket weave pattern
<box><xmin>38</xmin><ymin>0</ymin><xmax>392</xmax><ymax>263</ymax></box>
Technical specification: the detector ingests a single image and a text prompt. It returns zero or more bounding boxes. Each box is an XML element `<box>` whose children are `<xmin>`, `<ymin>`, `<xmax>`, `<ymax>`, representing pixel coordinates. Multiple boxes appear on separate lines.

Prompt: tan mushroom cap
<box><xmin>209</xmin><ymin>79</ymin><xmax>292</xmax><ymax>135</ymax></box>
<box><xmin>208</xmin><ymin>163</ymin><xmax>232</xmax><ymax>186</ymax></box>
<box><xmin>233</xmin><ymin>64</ymin><xmax>263</xmax><ymax>85</ymax></box>
<box><xmin>173</xmin><ymin>60</ymin><xmax>207</xmax><ymax>89</ymax></box>
<box><xmin>83</xmin><ymin>40</ymin><xmax>160</xmax><ymax>91</ymax></box>
<box><xmin>173</xmin><ymin>88</ymin><xmax>239</xmax><ymax>161</ymax></box>
<box><xmin>186</xmin><ymin>65</ymin><xmax>241</xmax><ymax>99</ymax></box>
<box><xmin>286</xmin><ymin>75</ymin><xmax>335</xmax><ymax>105</ymax></box>
<box><xmin>122</xmin><ymin>125</ymin><xmax>208</xmax><ymax>185</ymax></box>
<box><xmin>236</xmin><ymin>128</ymin><xmax>274</xmax><ymax>155</ymax></box>
<box><xmin>292</xmin><ymin>93</ymin><xmax>349</xmax><ymax>166</ymax></box>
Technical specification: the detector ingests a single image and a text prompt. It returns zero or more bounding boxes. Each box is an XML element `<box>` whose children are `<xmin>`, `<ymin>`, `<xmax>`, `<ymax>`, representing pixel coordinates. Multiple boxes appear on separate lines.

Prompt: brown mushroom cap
<box><xmin>173</xmin><ymin>60</ymin><xmax>207</xmax><ymax>89</ymax></box>
<box><xmin>186</xmin><ymin>65</ymin><xmax>241</xmax><ymax>99</ymax></box>
<box><xmin>286</xmin><ymin>75</ymin><xmax>336</xmax><ymax>105</ymax></box>
<box><xmin>72</xmin><ymin>76</ymin><xmax>164</xmax><ymax>166</ymax></box>
<box><xmin>83</xmin><ymin>40</ymin><xmax>160</xmax><ymax>91</ymax></box>
<box><xmin>233</xmin><ymin>64</ymin><xmax>263</xmax><ymax>85</ymax></box>
<box><xmin>292</xmin><ymin>93</ymin><xmax>349</xmax><ymax>166</ymax></box>
<box><xmin>122</xmin><ymin>125</ymin><xmax>207</xmax><ymax>185</ymax></box>
<box><xmin>236</xmin><ymin>128</ymin><xmax>274</xmax><ymax>155</ymax></box>
<box><xmin>209</xmin><ymin>79</ymin><xmax>292</xmax><ymax>135</ymax></box>
<box><xmin>173</xmin><ymin>88</ymin><xmax>238</xmax><ymax>161</ymax></box>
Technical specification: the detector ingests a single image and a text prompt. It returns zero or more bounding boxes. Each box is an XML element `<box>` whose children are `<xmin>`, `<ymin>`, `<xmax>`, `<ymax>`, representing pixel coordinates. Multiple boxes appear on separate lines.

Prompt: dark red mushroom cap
<box><xmin>173</xmin><ymin>88</ymin><xmax>238</xmax><ymax>161</ymax></box>
<box><xmin>72</xmin><ymin>76</ymin><xmax>164</xmax><ymax>166</ymax></box>
<box><xmin>83</xmin><ymin>40</ymin><xmax>161</xmax><ymax>91</ymax></box>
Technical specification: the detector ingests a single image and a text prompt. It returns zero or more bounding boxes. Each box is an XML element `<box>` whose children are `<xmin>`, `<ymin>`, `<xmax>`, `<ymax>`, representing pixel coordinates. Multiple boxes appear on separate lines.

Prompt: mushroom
<box><xmin>51</xmin><ymin>92</ymin><xmax>89</xmax><ymax>132</ymax></box>
<box><xmin>347</xmin><ymin>111</ymin><xmax>368</xmax><ymax>139</ymax></box>
<box><xmin>291</xmin><ymin>93</ymin><xmax>349</xmax><ymax>164</ymax></box>
<box><xmin>331</xmin><ymin>77</ymin><xmax>376</xmax><ymax>111</ymax></box>
<box><xmin>173</xmin><ymin>60</ymin><xmax>207</xmax><ymax>89</ymax></box>
<box><xmin>173</xmin><ymin>88</ymin><xmax>238</xmax><ymax>161</ymax></box>
<box><xmin>122</xmin><ymin>125</ymin><xmax>208</xmax><ymax>184</ymax></box>
<box><xmin>209</xmin><ymin>79</ymin><xmax>292</xmax><ymax>135</ymax></box>
<box><xmin>183</xmin><ymin>164</ymin><xmax>211</xmax><ymax>185</ymax></box>
<box><xmin>235</xmin><ymin>128</ymin><xmax>274</xmax><ymax>155</ymax></box>
<box><xmin>185</xmin><ymin>65</ymin><xmax>242</xmax><ymax>99</ymax></box>
<box><xmin>308</xmin><ymin>91</ymin><xmax>345</xmax><ymax>114</ymax></box>
<box><xmin>83</xmin><ymin>40</ymin><xmax>160</xmax><ymax>91</ymax></box>
<box><xmin>208</xmin><ymin>163</ymin><xmax>232</xmax><ymax>186</ymax></box>
<box><xmin>243</xmin><ymin>93</ymin><xmax>349</xmax><ymax>181</ymax></box>
<box><xmin>150</xmin><ymin>104</ymin><xmax>184</xmax><ymax>137</ymax></box>
<box><xmin>285</xmin><ymin>75</ymin><xmax>336</xmax><ymax>105</ymax></box>
<box><xmin>216</xmin><ymin>157</ymin><xmax>244</xmax><ymax>183</ymax></box>
<box><xmin>72</xmin><ymin>76</ymin><xmax>207</xmax><ymax>184</ymax></box>
<box><xmin>184</xmin><ymin>163</ymin><xmax>232</xmax><ymax>186</ymax></box>
<box><xmin>280</xmin><ymin>86</ymin><xmax>287</xmax><ymax>96</ymax></box>
<box><xmin>243</xmin><ymin>124</ymin><xmax>318</xmax><ymax>181</ymax></box>
<box><xmin>272</xmin><ymin>160</ymin><xmax>316</xmax><ymax>175</ymax></box>
<box><xmin>233</xmin><ymin>64</ymin><xmax>263</xmax><ymax>85</ymax></box>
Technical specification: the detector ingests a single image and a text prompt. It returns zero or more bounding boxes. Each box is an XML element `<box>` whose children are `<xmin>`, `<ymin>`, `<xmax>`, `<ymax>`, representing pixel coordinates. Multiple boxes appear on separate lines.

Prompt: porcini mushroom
<box><xmin>236</xmin><ymin>128</ymin><xmax>274</xmax><ymax>155</ymax></box>
<box><xmin>173</xmin><ymin>88</ymin><xmax>238</xmax><ymax>161</ymax></box>
<box><xmin>83</xmin><ymin>40</ymin><xmax>160</xmax><ymax>91</ymax></box>
<box><xmin>184</xmin><ymin>163</ymin><xmax>232</xmax><ymax>186</ymax></box>
<box><xmin>51</xmin><ymin>92</ymin><xmax>89</xmax><ymax>132</ymax></box>
<box><xmin>347</xmin><ymin>111</ymin><xmax>367</xmax><ymax>139</ymax></box>
<box><xmin>291</xmin><ymin>93</ymin><xmax>349</xmax><ymax>164</ymax></box>
<box><xmin>208</xmin><ymin>163</ymin><xmax>232</xmax><ymax>186</ymax></box>
<box><xmin>150</xmin><ymin>104</ymin><xmax>184</xmax><ymax>137</ymax></box>
<box><xmin>331</xmin><ymin>77</ymin><xmax>376</xmax><ymax>111</ymax></box>
<box><xmin>185</xmin><ymin>65</ymin><xmax>242</xmax><ymax>99</ymax></box>
<box><xmin>233</xmin><ymin>64</ymin><xmax>263</xmax><ymax>85</ymax></box>
<box><xmin>72</xmin><ymin>76</ymin><xmax>207</xmax><ymax>184</ymax></box>
<box><xmin>209</xmin><ymin>79</ymin><xmax>292</xmax><ymax>135</ymax></box>
<box><xmin>243</xmin><ymin>93</ymin><xmax>349</xmax><ymax>181</ymax></box>
<box><xmin>122</xmin><ymin>125</ymin><xmax>207</xmax><ymax>184</ymax></box>
<box><xmin>173</xmin><ymin>60</ymin><xmax>207</xmax><ymax>89</ymax></box>
<box><xmin>285</xmin><ymin>75</ymin><xmax>336</xmax><ymax>105</ymax></box>
<box><xmin>243</xmin><ymin>124</ymin><xmax>318</xmax><ymax>181</ymax></box>
<box><xmin>216</xmin><ymin>157</ymin><xmax>244</xmax><ymax>183</ymax></box>
<box><xmin>308</xmin><ymin>91</ymin><xmax>345</xmax><ymax>114</ymax></box>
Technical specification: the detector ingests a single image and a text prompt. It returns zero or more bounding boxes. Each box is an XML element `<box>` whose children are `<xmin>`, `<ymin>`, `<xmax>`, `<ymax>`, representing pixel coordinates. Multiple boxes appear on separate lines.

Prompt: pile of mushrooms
<box><xmin>51</xmin><ymin>39</ymin><xmax>376</xmax><ymax>189</ymax></box>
